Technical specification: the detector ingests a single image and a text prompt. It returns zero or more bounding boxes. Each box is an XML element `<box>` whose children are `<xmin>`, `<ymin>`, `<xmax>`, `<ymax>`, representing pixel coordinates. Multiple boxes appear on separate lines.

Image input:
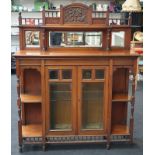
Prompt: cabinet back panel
<box><xmin>24</xmin><ymin>69</ymin><xmax>41</xmax><ymax>95</ymax></box>
<box><xmin>25</xmin><ymin>103</ymin><xmax>42</xmax><ymax>124</ymax></box>
<box><xmin>112</xmin><ymin>102</ymin><xmax>127</xmax><ymax>126</ymax></box>
<box><xmin>113</xmin><ymin>68</ymin><xmax>129</xmax><ymax>94</ymax></box>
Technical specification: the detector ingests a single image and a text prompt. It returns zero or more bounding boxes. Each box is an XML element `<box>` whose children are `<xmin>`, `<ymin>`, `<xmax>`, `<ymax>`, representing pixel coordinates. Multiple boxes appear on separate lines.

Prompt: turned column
<box><xmin>42</xmin><ymin>5</ymin><xmax>45</xmax><ymax>25</ymax></box>
<box><xmin>18</xmin><ymin>12</ymin><xmax>22</xmax><ymax>25</ymax></box>
<box><xmin>128</xmin><ymin>12</ymin><xmax>132</xmax><ymax>26</ymax></box>
<box><xmin>17</xmin><ymin>75</ymin><xmax>22</xmax><ymax>152</ymax></box>
<box><xmin>106</xmin><ymin>59</ymin><xmax>113</xmax><ymax>150</ymax></box>
<box><xmin>106</xmin><ymin>27</ymin><xmax>111</xmax><ymax>51</ymax></box>
<box><xmin>129</xmin><ymin>68</ymin><xmax>136</xmax><ymax>143</ymax></box>
<box><xmin>42</xmin><ymin>29</ymin><xmax>47</xmax><ymax>51</ymax></box>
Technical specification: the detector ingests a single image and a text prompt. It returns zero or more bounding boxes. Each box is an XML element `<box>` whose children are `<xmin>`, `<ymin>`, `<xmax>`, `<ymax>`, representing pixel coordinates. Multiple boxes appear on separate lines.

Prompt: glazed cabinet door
<box><xmin>78</xmin><ymin>66</ymin><xmax>108</xmax><ymax>135</ymax></box>
<box><xmin>45</xmin><ymin>66</ymin><xmax>77</xmax><ymax>135</ymax></box>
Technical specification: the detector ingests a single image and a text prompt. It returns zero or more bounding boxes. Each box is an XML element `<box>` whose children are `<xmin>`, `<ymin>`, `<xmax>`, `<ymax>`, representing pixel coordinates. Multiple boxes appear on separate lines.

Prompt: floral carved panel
<box><xmin>63</xmin><ymin>6</ymin><xmax>89</xmax><ymax>24</ymax></box>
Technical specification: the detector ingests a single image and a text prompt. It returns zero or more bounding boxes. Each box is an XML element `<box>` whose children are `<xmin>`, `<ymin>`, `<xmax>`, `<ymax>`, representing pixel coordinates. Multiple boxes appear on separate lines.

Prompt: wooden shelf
<box><xmin>111</xmin><ymin>125</ymin><xmax>129</xmax><ymax>135</ymax></box>
<box><xmin>22</xmin><ymin>124</ymin><xmax>42</xmax><ymax>137</ymax></box>
<box><xmin>112</xmin><ymin>94</ymin><xmax>132</xmax><ymax>102</ymax></box>
<box><xmin>20</xmin><ymin>94</ymin><xmax>41</xmax><ymax>103</ymax></box>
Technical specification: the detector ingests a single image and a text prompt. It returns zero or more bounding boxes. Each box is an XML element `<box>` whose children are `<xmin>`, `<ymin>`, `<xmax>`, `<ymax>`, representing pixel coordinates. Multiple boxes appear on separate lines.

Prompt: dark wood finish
<box><xmin>23</xmin><ymin>68</ymin><xmax>41</xmax><ymax>95</ymax></box>
<box><xmin>111</xmin><ymin>102</ymin><xmax>127</xmax><ymax>129</ymax></box>
<box><xmin>15</xmin><ymin>3</ymin><xmax>140</xmax><ymax>151</ymax></box>
<box><xmin>24</xmin><ymin>103</ymin><xmax>42</xmax><ymax>124</ymax></box>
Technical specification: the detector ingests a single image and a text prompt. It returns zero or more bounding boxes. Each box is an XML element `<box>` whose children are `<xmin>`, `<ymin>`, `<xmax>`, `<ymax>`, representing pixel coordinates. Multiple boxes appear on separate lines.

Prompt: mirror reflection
<box><xmin>111</xmin><ymin>31</ymin><xmax>125</xmax><ymax>47</ymax></box>
<box><xmin>49</xmin><ymin>31</ymin><xmax>102</xmax><ymax>47</ymax></box>
<box><xmin>25</xmin><ymin>31</ymin><xmax>40</xmax><ymax>48</ymax></box>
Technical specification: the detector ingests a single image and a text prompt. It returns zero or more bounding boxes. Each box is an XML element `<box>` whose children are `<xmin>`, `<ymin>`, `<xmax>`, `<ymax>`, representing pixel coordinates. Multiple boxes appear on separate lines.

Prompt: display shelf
<box><xmin>112</xmin><ymin>93</ymin><xmax>132</xmax><ymax>102</ymax></box>
<box><xmin>111</xmin><ymin>125</ymin><xmax>129</xmax><ymax>135</ymax></box>
<box><xmin>20</xmin><ymin>94</ymin><xmax>41</xmax><ymax>103</ymax></box>
<box><xmin>22</xmin><ymin>124</ymin><xmax>42</xmax><ymax>137</ymax></box>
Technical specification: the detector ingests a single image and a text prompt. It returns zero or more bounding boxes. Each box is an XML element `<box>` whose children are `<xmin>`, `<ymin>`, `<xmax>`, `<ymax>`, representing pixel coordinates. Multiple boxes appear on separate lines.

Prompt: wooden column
<box><xmin>18</xmin><ymin>12</ymin><xmax>22</xmax><ymax>25</ymax></box>
<box><xmin>88</xmin><ymin>5</ymin><xmax>93</xmax><ymax>24</ymax></box>
<box><xmin>17</xmin><ymin>75</ymin><xmax>22</xmax><ymax>152</ymax></box>
<box><xmin>60</xmin><ymin>5</ymin><xmax>63</xmax><ymax>24</ymax></box>
<box><xmin>41</xmin><ymin>60</ymin><xmax>46</xmax><ymax>151</ymax></box>
<box><xmin>106</xmin><ymin>7</ymin><xmax>110</xmax><ymax>26</ymax></box>
<box><xmin>128</xmin><ymin>12</ymin><xmax>132</xmax><ymax>26</ymax></box>
<box><xmin>106</xmin><ymin>59</ymin><xmax>113</xmax><ymax>149</ymax></box>
<box><xmin>106</xmin><ymin>28</ymin><xmax>111</xmax><ymax>51</ymax></box>
<box><xmin>42</xmin><ymin>29</ymin><xmax>47</xmax><ymax>51</ymax></box>
<box><xmin>129</xmin><ymin>59</ymin><xmax>138</xmax><ymax>143</ymax></box>
<box><xmin>16</xmin><ymin>59</ymin><xmax>22</xmax><ymax>152</ymax></box>
<box><xmin>42</xmin><ymin>5</ymin><xmax>45</xmax><ymax>25</ymax></box>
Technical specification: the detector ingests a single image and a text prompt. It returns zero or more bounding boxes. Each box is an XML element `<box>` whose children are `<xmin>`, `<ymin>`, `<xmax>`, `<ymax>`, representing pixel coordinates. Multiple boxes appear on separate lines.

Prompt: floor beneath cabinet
<box><xmin>11</xmin><ymin>74</ymin><xmax>143</xmax><ymax>155</ymax></box>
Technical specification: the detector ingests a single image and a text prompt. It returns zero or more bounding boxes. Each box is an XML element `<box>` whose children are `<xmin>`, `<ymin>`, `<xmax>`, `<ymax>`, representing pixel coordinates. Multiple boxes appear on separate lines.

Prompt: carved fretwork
<box><xmin>111</xmin><ymin>135</ymin><xmax>130</xmax><ymax>142</ymax></box>
<box><xmin>63</xmin><ymin>4</ymin><xmax>89</xmax><ymax>24</ymax></box>
<box><xmin>46</xmin><ymin>135</ymin><xmax>106</xmax><ymax>143</ymax></box>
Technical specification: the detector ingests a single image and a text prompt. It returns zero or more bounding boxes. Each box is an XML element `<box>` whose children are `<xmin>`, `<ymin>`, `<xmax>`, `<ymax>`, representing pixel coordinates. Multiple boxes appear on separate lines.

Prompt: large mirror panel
<box><xmin>49</xmin><ymin>31</ymin><xmax>102</xmax><ymax>47</ymax></box>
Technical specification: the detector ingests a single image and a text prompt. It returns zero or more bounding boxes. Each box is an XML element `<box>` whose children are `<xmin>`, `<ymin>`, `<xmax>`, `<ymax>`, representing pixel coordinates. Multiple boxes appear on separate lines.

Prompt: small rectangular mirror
<box><xmin>25</xmin><ymin>31</ymin><xmax>40</xmax><ymax>48</ymax></box>
<box><xmin>111</xmin><ymin>31</ymin><xmax>125</xmax><ymax>47</ymax></box>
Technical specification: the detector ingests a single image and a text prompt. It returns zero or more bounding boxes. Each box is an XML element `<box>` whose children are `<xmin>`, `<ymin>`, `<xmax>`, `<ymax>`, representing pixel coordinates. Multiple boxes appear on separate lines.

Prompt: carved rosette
<box><xmin>64</xmin><ymin>7</ymin><xmax>88</xmax><ymax>24</ymax></box>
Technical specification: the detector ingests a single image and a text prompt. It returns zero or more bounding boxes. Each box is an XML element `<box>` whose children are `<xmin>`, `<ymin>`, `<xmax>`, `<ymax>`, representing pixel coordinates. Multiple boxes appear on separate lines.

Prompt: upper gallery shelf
<box><xmin>18</xmin><ymin>3</ymin><xmax>131</xmax><ymax>27</ymax></box>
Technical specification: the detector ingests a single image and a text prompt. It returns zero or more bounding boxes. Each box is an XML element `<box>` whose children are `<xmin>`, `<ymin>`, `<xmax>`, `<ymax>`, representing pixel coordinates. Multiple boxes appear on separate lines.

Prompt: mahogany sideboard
<box><xmin>15</xmin><ymin>3</ymin><xmax>139</xmax><ymax>152</ymax></box>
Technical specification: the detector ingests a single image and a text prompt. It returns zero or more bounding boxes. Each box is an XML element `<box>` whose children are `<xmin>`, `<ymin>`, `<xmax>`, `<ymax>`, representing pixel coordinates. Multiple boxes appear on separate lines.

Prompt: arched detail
<box><xmin>21</xmin><ymin>66</ymin><xmax>41</xmax><ymax>72</ymax></box>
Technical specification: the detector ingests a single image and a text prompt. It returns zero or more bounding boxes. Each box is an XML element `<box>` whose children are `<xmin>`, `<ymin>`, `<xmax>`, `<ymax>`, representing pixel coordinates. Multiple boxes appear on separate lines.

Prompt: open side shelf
<box><xmin>21</xmin><ymin>94</ymin><xmax>42</xmax><ymax>103</ymax></box>
<box><xmin>112</xmin><ymin>93</ymin><xmax>132</xmax><ymax>102</ymax></box>
<box><xmin>111</xmin><ymin>125</ymin><xmax>129</xmax><ymax>135</ymax></box>
<box><xmin>22</xmin><ymin>124</ymin><xmax>42</xmax><ymax>137</ymax></box>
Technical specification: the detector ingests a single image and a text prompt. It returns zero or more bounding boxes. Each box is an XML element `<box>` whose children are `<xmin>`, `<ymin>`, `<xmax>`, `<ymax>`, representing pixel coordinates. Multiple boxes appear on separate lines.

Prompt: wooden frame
<box><xmin>20</xmin><ymin>28</ymin><xmax>43</xmax><ymax>51</ymax></box>
<box><xmin>110</xmin><ymin>28</ymin><xmax>131</xmax><ymax>50</ymax></box>
<box><xmin>78</xmin><ymin>66</ymin><xmax>109</xmax><ymax>135</ymax></box>
<box><xmin>45</xmin><ymin>66</ymin><xmax>77</xmax><ymax>135</ymax></box>
<box><xmin>47</xmin><ymin>31</ymin><xmax>104</xmax><ymax>49</ymax></box>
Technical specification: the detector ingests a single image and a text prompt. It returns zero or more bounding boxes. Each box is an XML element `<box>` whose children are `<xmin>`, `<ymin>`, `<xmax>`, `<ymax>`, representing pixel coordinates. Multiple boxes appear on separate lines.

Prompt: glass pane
<box><xmin>49</xmin><ymin>32</ymin><xmax>62</xmax><ymax>46</ymax></box>
<box><xmin>50</xmin><ymin>83</ymin><xmax>72</xmax><ymax>130</ymax></box>
<box><xmin>62</xmin><ymin>70</ymin><xmax>72</xmax><ymax>79</ymax></box>
<box><xmin>82</xmin><ymin>83</ymin><xmax>104</xmax><ymax>129</ymax></box>
<box><xmin>25</xmin><ymin>31</ymin><xmax>40</xmax><ymax>47</ymax></box>
<box><xmin>95</xmin><ymin>69</ymin><xmax>104</xmax><ymax>79</ymax></box>
<box><xmin>82</xmin><ymin>70</ymin><xmax>92</xmax><ymax>79</ymax></box>
<box><xmin>49</xmin><ymin>70</ymin><xmax>58</xmax><ymax>79</ymax></box>
<box><xmin>111</xmin><ymin>31</ymin><xmax>125</xmax><ymax>47</ymax></box>
<box><xmin>67</xmin><ymin>32</ymin><xmax>83</xmax><ymax>46</ymax></box>
<box><xmin>85</xmin><ymin>32</ymin><xmax>102</xmax><ymax>47</ymax></box>
<box><xmin>49</xmin><ymin>31</ymin><xmax>102</xmax><ymax>47</ymax></box>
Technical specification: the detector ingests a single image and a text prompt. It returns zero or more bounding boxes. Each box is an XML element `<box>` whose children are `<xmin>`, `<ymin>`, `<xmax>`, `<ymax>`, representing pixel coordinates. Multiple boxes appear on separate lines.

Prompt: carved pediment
<box><xmin>63</xmin><ymin>3</ymin><xmax>90</xmax><ymax>24</ymax></box>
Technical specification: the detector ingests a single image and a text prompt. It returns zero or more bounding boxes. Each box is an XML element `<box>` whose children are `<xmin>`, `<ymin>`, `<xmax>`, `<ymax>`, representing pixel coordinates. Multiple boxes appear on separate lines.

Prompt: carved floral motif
<box><xmin>64</xmin><ymin>7</ymin><xmax>88</xmax><ymax>24</ymax></box>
